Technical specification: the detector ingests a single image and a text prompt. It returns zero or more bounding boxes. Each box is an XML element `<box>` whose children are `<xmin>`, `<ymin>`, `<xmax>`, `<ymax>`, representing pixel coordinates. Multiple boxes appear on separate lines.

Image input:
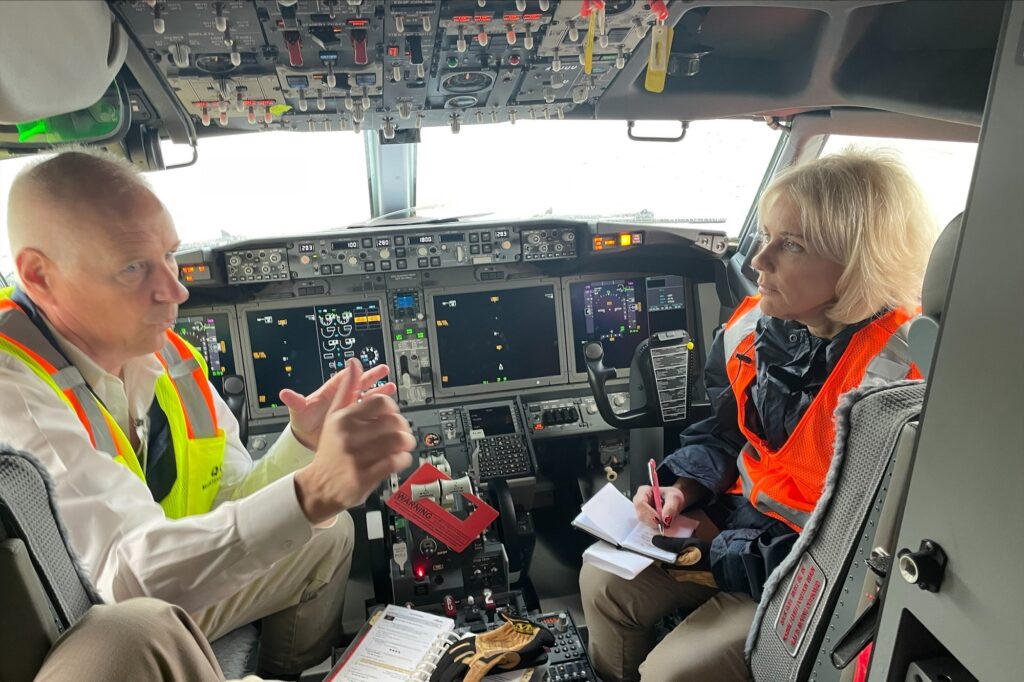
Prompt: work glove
<box><xmin>652</xmin><ymin>536</ymin><xmax>717</xmax><ymax>588</ymax></box>
<box><xmin>429</xmin><ymin>613</ymin><xmax>554</xmax><ymax>682</ymax></box>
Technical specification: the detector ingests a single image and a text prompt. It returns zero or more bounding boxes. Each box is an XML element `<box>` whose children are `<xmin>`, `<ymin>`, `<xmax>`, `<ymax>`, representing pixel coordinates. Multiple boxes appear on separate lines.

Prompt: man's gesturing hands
<box><xmin>293</xmin><ymin>358</ymin><xmax>415</xmax><ymax>525</ymax></box>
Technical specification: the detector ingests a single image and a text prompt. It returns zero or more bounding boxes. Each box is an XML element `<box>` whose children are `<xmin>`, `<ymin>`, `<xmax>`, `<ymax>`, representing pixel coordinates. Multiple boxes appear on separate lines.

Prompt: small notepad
<box><xmin>573</xmin><ymin>483</ymin><xmax>699</xmax><ymax>564</ymax></box>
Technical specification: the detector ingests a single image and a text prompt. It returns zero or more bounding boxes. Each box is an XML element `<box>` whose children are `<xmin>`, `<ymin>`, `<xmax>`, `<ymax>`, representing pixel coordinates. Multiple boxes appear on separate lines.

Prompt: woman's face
<box><xmin>750</xmin><ymin>197</ymin><xmax>845</xmax><ymax>334</ymax></box>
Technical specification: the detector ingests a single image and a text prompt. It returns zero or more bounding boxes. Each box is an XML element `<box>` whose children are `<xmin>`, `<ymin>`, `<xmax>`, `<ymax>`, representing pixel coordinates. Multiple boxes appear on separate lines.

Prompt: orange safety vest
<box><xmin>723</xmin><ymin>295</ymin><xmax>920</xmax><ymax>532</ymax></box>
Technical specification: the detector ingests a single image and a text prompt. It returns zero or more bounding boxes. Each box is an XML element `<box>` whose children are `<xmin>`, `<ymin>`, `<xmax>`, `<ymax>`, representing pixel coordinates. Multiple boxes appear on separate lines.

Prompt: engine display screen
<box><xmin>173</xmin><ymin>313</ymin><xmax>236</xmax><ymax>395</ymax></box>
<box><xmin>246</xmin><ymin>301</ymin><xmax>387</xmax><ymax>410</ymax></box>
<box><xmin>432</xmin><ymin>285</ymin><xmax>561</xmax><ymax>389</ymax></box>
<box><xmin>569</xmin><ymin>276</ymin><xmax>686</xmax><ymax>374</ymax></box>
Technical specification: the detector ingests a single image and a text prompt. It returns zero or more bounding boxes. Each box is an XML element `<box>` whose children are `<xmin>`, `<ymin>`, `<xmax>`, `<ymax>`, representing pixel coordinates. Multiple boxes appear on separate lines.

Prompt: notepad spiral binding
<box><xmin>410</xmin><ymin>629</ymin><xmax>463</xmax><ymax>680</ymax></box>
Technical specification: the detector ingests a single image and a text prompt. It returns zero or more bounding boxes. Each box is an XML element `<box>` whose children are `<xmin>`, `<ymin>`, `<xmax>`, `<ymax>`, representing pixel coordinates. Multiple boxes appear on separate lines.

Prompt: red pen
<box><xmin>648</xmin><ymin>458</ymin><xmax>666</xmax><ymax>535</ymax></box>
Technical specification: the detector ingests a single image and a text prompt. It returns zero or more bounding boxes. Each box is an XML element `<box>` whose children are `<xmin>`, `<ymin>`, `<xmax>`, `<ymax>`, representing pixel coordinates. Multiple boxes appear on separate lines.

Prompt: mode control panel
<box><xmin>522</xmin><ymin>227</ymin><xmax>576</xmax><ymax>261</ymax></box>
<box><xmin>390</xmin><ymin>290</ymin><xmax>434</xmax><ymax>407</ymax></box>
<box><xmin>225</xmin><ymin>248</ymin><xmax>289</xmax><ymax>283</ymax></box>
<box><xmin>286</xmin><ymin>228</ymin><xmax>529</xmax><ymax>281</ymax></box>
<box><xmin>525</xmin><ymin>393</ymin><xmax>631</xmax><ymax>438</ymax></box>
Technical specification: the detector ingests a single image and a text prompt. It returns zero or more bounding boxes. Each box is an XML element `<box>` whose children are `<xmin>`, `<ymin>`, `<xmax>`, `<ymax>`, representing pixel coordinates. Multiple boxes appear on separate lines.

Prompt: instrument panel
<box><xmin>177</xmin><ymin>274</ymin><xmax>691</xmax><ymax>423</ymax></box>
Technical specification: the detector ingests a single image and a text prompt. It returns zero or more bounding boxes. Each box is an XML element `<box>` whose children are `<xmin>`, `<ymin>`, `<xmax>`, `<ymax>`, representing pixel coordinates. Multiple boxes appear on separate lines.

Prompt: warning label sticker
<box><xmin>385</xmin><ymin>463</ymin><xmax>498</xmax><ymax>553</ymax></box>
<box><xmin>774</xmin><ymin>551</ymin><xmax>827</xmax><ymax>656</ymax></box>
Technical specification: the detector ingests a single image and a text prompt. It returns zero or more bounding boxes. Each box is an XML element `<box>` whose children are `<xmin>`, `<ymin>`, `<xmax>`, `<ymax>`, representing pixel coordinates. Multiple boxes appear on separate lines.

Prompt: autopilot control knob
<box><xmin>555</xmin><ymin>612</ymin><xmax>569</xmax><ymax>633</ymax></box>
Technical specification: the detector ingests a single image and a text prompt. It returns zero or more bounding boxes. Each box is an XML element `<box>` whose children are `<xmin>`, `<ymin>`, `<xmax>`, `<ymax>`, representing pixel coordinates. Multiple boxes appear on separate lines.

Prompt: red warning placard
<box><xmin>774</xmin><ymin>551</ymin><xmax>827</xmax><ymax>656</ymax></box>
<box><xmin>386</xmin><ymin>463</ymin><xmax>498</xmax><ymax>553</ymax></box>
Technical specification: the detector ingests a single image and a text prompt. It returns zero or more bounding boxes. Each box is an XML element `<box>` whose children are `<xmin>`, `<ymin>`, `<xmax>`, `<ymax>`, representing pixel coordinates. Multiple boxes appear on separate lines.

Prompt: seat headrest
<box><xmin>909</xmin><ymin>212</ymin><xmax>963</xmax><ymax>379</ymax></box>
<box><xmin>921</xmin><ymin>213</ymin><xmax>963</xmax><ymax>320</ymax></box>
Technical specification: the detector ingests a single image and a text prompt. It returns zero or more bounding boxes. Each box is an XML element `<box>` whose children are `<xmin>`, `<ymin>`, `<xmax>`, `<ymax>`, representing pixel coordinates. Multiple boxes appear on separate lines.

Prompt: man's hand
<box><xmin>279</xmin><ymin>362</ymin><xmax>397</xmax><ymax>450</ymax></box>
<box><xmin>633</xmin><ymin>484</ymin><xmax>687</xmax><ymax>529</ymax></box>
<box><xmin>293</xmin><ymin>358</ymin><xmax>415</xmax><ymax>525</ymax></box>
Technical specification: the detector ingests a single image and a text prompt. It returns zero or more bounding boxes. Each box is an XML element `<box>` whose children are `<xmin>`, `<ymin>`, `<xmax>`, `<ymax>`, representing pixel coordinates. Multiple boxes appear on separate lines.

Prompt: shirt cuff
<box><xmin>236</xmin><ymin>473</ymin><xmax>314</xmax><ymax>562</ymax></box>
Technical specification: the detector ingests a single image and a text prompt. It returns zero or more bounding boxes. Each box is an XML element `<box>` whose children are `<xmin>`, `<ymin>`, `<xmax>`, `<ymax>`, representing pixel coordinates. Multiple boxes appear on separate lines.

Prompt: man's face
<box><xmin>47</xmin><ymin>191</ymin><xmax>189</xmax><ymax>364</ymax></box>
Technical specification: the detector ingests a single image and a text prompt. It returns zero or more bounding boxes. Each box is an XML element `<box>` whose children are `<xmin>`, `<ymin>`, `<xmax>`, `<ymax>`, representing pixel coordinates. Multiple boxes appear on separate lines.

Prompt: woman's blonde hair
<box><xmin>757</xmin><ymin>147</ymin><xmax>939</xmax><ymax>324</ymax></box>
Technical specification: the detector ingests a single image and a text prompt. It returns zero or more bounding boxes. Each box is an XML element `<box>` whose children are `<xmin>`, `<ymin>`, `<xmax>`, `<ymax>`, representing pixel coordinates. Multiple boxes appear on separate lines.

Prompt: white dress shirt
<box><xmin>0</xmin><ymin>320</ymin><xmax>320</xmax><ymax>613</ymax></box>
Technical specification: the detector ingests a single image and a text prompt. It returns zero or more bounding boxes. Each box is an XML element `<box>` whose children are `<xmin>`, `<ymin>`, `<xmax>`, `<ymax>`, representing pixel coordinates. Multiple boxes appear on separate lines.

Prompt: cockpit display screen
<box><xmin>432</xmin><ymin>285</ymin><xmax>561</xmax><ymax>389</ymax></box>
<box><xmin>569</xmin><ymin>276</ymin><xmax>686</xmax><ymax>374</ymax></box>
<box><xmin>173</xmin><ymin>313</ymin><xmax>235</xmax><ymax>395</ymax></box>
<box><xmin>246</xmin><ymin>301</ymin><xmax>387</xmax><ymax>410</ymax></box>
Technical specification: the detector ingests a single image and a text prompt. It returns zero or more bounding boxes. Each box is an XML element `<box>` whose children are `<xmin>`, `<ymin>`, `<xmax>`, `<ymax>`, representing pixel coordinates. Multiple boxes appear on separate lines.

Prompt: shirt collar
<box><xmin>41</xmin><ymin>316</ymin><xmax>164</xmax><ymax>405</ymax></box>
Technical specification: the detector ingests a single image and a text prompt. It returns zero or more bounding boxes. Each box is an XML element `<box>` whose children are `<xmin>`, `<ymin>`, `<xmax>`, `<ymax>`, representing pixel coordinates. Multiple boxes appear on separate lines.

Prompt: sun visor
<box><xmin>0</xmin><ymin>1</ymin><xmax>127</xmax><ymax>124</ymax></box>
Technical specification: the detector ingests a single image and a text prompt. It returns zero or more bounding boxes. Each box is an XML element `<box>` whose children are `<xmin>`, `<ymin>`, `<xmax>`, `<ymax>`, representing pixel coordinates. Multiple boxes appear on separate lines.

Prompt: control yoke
<box><xmin>585</xmin><ymin>329</ymin><xmax>692</xmax><ymax>429</ymax></box>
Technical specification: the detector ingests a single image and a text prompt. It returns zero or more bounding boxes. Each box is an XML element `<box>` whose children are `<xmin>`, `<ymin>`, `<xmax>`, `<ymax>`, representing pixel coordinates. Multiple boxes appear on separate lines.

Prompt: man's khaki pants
<box><xmin>580</xmin><ymin>562</ymin><xmax>757</xmax><ymax>682</ymax></box>
<box><xmin>36</xmin><ymin>598</ymin><xmax>227</xmax><ymax>681</ymax></box>
<box><xmin>192</xmin><ymin>512</ymin><xmax>355</xmax><ymax>677</ymax></box>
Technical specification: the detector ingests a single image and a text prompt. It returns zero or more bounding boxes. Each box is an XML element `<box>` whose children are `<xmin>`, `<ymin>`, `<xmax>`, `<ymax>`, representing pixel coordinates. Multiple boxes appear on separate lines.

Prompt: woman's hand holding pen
<box><xmin>633</xmin><ymin>484</ymin><xmax>687</xmax><ymax>530</ymax></box>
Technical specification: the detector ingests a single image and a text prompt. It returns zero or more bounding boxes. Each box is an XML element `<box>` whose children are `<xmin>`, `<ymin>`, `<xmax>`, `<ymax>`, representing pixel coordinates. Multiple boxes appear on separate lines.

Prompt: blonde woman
<box><xmin>580</xmin><ymin>149</ymin><xmax>937</xmax><ymax>682</ymax></box>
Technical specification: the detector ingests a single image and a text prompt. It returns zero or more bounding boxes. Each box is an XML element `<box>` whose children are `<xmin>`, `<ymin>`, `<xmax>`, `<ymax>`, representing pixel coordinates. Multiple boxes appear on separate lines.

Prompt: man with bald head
<box><xmin>0</xmin><ymin>149</ymin><xmax>416</xmax><ymax>678</ymax></box>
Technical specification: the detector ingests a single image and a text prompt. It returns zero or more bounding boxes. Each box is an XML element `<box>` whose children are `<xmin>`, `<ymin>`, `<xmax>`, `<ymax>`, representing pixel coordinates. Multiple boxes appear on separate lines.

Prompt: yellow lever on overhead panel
<box><xmin>645</xmin><ymin>24</ymin><xmax>673</xmax><ymax>93</ymax></box>
<box><xmin>584</xmin><ymin>10</ymin><xmax>597</xmax><ymax>74</ymax></box>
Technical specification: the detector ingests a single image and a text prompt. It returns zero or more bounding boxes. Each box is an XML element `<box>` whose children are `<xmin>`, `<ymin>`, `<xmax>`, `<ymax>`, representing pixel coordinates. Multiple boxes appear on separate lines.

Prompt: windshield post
<box><xmin>365</xmin><ymin>130</ymin><xmax>416</xmax><ymax>220</ymax></box>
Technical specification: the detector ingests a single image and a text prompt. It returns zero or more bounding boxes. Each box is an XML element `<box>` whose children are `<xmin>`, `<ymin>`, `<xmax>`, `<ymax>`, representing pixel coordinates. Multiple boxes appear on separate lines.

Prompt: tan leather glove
<box><xmin>429</xmin><ymin>614</ymin><xmax>554</xmax><ymax>682</ymax></box>
<box><xmin>654</xmin><ymin>536</ymin><xmax>718</xmax><ymax>588</ymax></box>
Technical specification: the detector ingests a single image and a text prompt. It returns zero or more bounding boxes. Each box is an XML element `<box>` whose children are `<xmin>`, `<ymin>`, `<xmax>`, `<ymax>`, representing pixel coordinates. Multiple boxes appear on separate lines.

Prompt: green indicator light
<box><xmin>416</xmin><ymin>332</ymin><xmax>425</xmax><ymax>339</ymax></box>
<box><xmin>447</xmin><ymin>57</ymin><xmax>459</xmax><ymax>68</ymax></box>
<box><xmin>406</xmin><ymin>328</ymin><xmax>414</xmax><ymax>335</ymax></box>
<box><xmin>395</xmin><ymin>334</ymin><xmax>403</xmax><ymax>340</ymax></box>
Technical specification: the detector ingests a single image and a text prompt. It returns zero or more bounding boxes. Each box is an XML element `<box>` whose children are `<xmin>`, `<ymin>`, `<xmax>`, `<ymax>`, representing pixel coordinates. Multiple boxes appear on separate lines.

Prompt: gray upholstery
<box><xmin>0</xmin><ymin>445</ymin><xmax>259</xmax><ymax>679</ymax></box>
<box><xmin>909</xmin><ymin>214</ymin><xmax>964</xmax><ymax>379</ymax></box>
<box><xmin>0</xmin><ymin>445</ymin><xmax>102</xmax><ymax>624</ymax></box>
<box><xmin>746</xmin><ymin>381</ymin><xmax>926</xmax><ymax>680</ymax></box>
<box><xmin>0</xmin><ymin>539</ymin><xmax>62</xmax><ymax>682</ymax></box>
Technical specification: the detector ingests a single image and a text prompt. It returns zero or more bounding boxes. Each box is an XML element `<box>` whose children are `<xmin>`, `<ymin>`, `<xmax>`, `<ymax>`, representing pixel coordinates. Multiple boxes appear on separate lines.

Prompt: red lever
<box><xmin>283</xmin><ymin>30</ymin><xmax>303</xmax><ymax>67</ymax></box>
<box><xmin>650</xmin><ymin>0</ymin><xmax>669</xmax><ymax>21</ymax></box>
<box><xmin>351</xmin><ymin>28</ymin><xmax>368</xmax><ymax>65</ymax></box>
<box><xmin>580</xmin><ymin>0</ymin><xmax>605</xmax><ymax>17</ymax></box>
<box><xmin>443</xmin><ymin>595</ymin><xmax>457</xmax><ymax>618</ymax></box>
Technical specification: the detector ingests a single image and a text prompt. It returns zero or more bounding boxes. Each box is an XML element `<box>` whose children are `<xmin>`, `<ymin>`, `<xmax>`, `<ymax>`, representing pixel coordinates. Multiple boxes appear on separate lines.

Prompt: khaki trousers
<box><xmin>580</xmin><ymin>562</ymin><xmax>757</xmax><ymax>682</ymax></box>
<box><xmin>36</xmin><ymin>598</ymin><xmax>227</xmax><ymax>682</ymax></box>
<box><xmin>192</xmin><ymin>512</ymin><xmax>355</xmax><ymax>677</ymax></box>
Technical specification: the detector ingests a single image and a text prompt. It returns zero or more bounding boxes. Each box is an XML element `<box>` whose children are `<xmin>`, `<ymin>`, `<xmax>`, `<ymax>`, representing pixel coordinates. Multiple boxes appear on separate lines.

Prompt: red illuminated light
<box><xmin>503</xmin><ymin>14</ymin><xmax>522</xmax><ymax>22</ymax></box>
<box><xmin>387</xmin><ymin>45</ymin><xmax>399</xmax><ymax>57</ymax></box>
<box><xmin>593</xmin><ymin>237</ymin><xmax>604</xmax><ymax>251</ymax></box>
<box><xmin>347</xmin><ymin>18</ymin><xmax>369</xmax><ymax>27</ymax></box>
<box><xmin>524</xmin><ymin>13</ymin><xmax>543</xmax><ymax>21</ymax></box>
<box><xmin>452</xmin><ymin>15</ymin><xmax>472</xmax><ymax>23</ymax></box>
<box><xmin>414</xmin><ymin>565</ymin><xmax>426</xmax><ymax>580</ymax></box>
<box><xmin>475</xmin><ymin>15</ymin><xmax>493</xmax><ymax>22</ymax></box>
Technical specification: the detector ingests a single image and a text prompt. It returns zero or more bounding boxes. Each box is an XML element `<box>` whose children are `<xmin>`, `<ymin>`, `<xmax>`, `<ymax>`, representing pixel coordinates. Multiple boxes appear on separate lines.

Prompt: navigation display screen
<box><xmin>432</xmin><ymin>285</ymin><xmax>561</xmax><ymax>389</ymax></box>
<box><xmin>569</xmin><ymin>276</ymin><xmax>686</xmax><ymax>374</ymax></box>
<box><xmin>246</xmin><ymin>301</ymin><xmax>388</xmax><ymax>410</ymax></box>
<box><xmin>173</xmin><ymin>313</ymin><xmax>235</xmax><ymax>395</ymax></box>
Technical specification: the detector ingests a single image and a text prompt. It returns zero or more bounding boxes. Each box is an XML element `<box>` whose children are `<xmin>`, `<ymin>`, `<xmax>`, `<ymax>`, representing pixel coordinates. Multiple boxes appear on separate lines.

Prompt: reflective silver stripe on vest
<box><xmin>0</xmin><ymin>305</ymin><xmax>121</xmax><ymax>455</ymax></box>
<box><xmin>158</xmin><ymin>338</ymin><xmax>216</xmax><ymax>437</ymax></box>
<box><xmin>859</xmin><ymin>319</ymin><xmax>915</xmax><ymax>387</ymax></box>
<box><xmin>736</xmin><ymin>450</ymin><xmax>812</xmax><ymax>529</ymax></box>
<box><xmin>723</xmin><ymin>301</ymin><xmax>763</xmax><ymax>360</ymax></box>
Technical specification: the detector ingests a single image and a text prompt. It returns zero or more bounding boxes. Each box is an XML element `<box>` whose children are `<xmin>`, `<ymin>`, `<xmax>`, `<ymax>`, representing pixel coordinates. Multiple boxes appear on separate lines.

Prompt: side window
<box><xmin>820</xmin><ymin>135</ymin><xmax>978</xmax><ymax>229</ymax></box>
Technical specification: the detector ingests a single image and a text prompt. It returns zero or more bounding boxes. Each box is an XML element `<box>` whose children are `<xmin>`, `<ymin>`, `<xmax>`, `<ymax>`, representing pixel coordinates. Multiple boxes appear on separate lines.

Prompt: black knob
<box><xmin>584</xmin><ymin>342</ymin><xmax>604</xmax><ymax>362</ymax></box>
<box><xmin>897</xmin><ymin>539</ymin><xmax>947</xmax><ymax>592</ymax></box>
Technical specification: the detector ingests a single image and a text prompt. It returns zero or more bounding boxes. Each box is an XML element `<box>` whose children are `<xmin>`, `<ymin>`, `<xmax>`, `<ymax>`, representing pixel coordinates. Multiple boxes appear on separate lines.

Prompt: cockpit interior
<box><xmin>1</xmin><ymin>1</ymin><xmax>1021</xmax><ymax>681</ymax></box>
